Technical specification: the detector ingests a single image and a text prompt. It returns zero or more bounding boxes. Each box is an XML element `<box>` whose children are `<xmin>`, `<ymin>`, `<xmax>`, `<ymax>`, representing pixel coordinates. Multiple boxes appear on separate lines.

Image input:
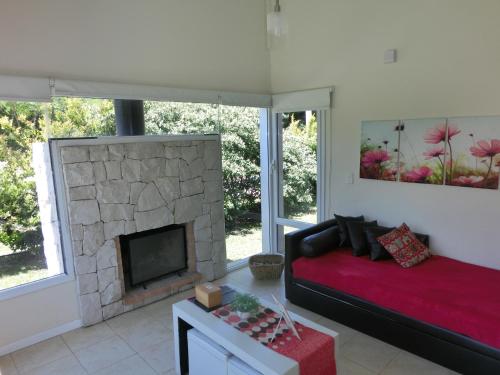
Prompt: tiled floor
<box><xmin>0</xmin><ymin>267</ymin><xmax>459</xmax><ymax>375</ymax></box>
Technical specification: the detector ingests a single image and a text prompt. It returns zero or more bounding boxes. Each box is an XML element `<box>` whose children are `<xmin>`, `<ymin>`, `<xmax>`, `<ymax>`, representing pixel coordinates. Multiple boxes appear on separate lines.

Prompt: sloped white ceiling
<box><xmin>0</xmin><ymin>0</ymin><xmax>271</xmax><ymax>94</ymax></box>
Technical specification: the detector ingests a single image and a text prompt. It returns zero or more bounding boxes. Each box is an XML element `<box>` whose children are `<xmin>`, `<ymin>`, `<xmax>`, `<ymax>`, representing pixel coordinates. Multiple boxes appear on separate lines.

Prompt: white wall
<box><xmin>0</xmin><ymin>282</ymin><xmax>80</xmax><ymax>351</ymax></box>
<box><xmin>270</xmin><ymin>0</ymin><xmax>500</xmax><ymax>269</ymax></box>
<box><xmin>0</xmin><ymin>0</ymin><xmax>270</xmax><ymax>93</ymax></box>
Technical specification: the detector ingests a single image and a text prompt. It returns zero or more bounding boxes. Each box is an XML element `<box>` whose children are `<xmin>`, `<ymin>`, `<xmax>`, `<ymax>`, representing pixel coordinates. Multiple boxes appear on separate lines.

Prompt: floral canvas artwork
<box><xmin>445</xmin><ymin>117</ymin><xmax>500</xmax><ymax>189</ymax></box>
<box><xmin>360</xmin><ymin>120</ymin><xmax>399</xmax><ymax>181</ymax></box>
<box><xmin>360</xmin><ymin>116</ymin><xmax>500</xmax><ymax>190</ymax></box>
<box><xmin>399</xmin><ymin>118</ymin><xmax>446</xmax><ymax>185</ymax></box>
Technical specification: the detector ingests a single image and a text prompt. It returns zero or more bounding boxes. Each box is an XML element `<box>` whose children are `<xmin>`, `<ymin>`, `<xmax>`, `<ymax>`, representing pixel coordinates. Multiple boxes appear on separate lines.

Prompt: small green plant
<box><xmin>231</xmin><ymin>293</ymin><xmax>259</xmax><ymax>313</ymax></box>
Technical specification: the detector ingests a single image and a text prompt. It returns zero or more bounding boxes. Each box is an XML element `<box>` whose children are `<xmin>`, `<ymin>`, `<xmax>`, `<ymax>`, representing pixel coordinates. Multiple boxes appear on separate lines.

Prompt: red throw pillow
<box><xmin>376</xmin><ymin>223</ymin><xmax>431</xmax><ymax>268</ymax></box>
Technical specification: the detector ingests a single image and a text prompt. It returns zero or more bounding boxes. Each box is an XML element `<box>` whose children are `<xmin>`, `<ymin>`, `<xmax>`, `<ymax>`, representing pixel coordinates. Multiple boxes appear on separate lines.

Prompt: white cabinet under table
<box><xmin>172</xmin><ymin>292</ymin><xmax>339</xmax><ymax>375</ymax></box>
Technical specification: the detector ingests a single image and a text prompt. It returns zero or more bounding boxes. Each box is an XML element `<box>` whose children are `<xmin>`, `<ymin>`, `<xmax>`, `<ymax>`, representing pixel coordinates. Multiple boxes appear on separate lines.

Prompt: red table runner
<box><xmin>212</xmin><ymin>304</ymin><xmax>336</xmax><ymax>375</ymax></box>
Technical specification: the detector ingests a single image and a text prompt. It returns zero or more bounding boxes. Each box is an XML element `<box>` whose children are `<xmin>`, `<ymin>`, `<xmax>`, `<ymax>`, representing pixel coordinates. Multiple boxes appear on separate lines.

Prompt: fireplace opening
<box><xmin>119</xmin><ymin>224</ymin><xmax>188</xmax><ymax>290</ymax></box>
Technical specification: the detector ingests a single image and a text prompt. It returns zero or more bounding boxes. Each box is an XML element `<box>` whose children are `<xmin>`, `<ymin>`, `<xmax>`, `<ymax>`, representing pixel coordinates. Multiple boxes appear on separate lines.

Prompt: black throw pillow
<box><xmin>346</xmin><ymin>220</ymin><xmax>378</xmax><ymax>256</ymax></box>
<box><xmin>300</xmin><ymin>226</ymin><xmax>341</xmax><ymax>257</ymax></box>
<box><xmin>364</xmin><ymin>226</ymin><xmax>396</xmax><ymax>261</ymax></box>
<box><xmin>414</xmin><ymin>233</ymin><xmax>430</xmax><ymax>247</ymax></box>
<box><xmin>334</xmin><ymin>214</ymin><xmax>364</xmax><ymax>247</ymax></box>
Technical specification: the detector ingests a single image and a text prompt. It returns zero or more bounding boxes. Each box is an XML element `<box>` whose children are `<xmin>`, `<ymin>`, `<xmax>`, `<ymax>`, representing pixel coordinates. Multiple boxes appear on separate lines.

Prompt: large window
<box><xmin>0</xmin><ymin>98</ymin><xmax>120</xmax><ymax>291</ymax></box>
<box><xmin>49</xmin><ymin>98</ymin><xmax>265</xmax><ymax>265</ymax></box>
<box><xmin>278</xmin><ymin>111</ymin><xmax>318</xmax><ymax>224</ymax></box>
<box><xmin>0</xmin><ymin>101</ymin><xmax>62</xmax><ymax>290</ymax></box>
<box><xmin>142</xmin><ymin>101</ymin><xmax>263</xmax><ymax>265</ymax></box>
<box><xmin>0</xmin><ymin>98</ymin><xmax>265</xmax><ymax>292</ymax></box>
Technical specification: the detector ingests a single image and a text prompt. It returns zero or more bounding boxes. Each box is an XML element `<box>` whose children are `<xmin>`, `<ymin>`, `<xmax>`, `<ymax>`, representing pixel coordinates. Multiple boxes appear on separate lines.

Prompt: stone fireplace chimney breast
<box><xmin>51</xmin><ymin>136</ymin><xmax>226</xmax><ymax>326</ymax></box>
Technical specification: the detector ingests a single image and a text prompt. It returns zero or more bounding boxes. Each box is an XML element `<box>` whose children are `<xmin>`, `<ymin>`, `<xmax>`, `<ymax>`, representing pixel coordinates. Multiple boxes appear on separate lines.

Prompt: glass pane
<box><xmin>144</xmin><ymin>101</ymin><xmax>219</xmax><ymax>135</ymax></box>
<box><xmin>48</xmin><ymin>97</ymin><xmax>116</xmax><ymax>137</ymax></box>
<box><xmin>279</xmin><ymin>111</ymin><xmax>318</xmax><ymax>223</ymax></box>
<box><xmin>143</xmin><ymin>102</ymin><xmax>263</xmax><ymax>265</ymax></box>
<box><xmin>0</xmin><ymin>98</ymin><xmax>265</xmax><ymax>290</ymax></box>
<box><xmin>0</xmin><ymin>101</ymin><xmax>64</xmax><ymax>291</ymax></box>
<box><xmin>216</xmin><ymin>105</ymin><xmax>262</xmax><ymax>264</ymax></box>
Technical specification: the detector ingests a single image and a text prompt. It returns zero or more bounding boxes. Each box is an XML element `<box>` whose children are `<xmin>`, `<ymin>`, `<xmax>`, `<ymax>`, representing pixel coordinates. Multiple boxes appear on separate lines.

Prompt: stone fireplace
<box><xmin>50</xmin><ymin>136</ymin><xmax>226</xmax><ymax>326</ymax></box>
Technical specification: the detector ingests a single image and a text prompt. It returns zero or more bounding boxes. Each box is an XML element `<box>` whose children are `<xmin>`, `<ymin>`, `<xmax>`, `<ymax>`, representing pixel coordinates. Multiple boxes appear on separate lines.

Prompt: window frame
<box><xmin>267</xmin><ymin>88</ymin><xmax>334</xmax><ymax>254</ymax></box>
<box><xmin>0</xmin><ymin>118</ymin><xmax>74</xmax><ymax>302</ymax></box>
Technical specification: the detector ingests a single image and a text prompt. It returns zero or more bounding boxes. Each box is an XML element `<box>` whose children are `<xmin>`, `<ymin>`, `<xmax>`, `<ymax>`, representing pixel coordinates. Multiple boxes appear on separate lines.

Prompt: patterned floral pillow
<box><xmin>376</xmin><ymin>223</ymin><xmax>431</xmax><ymax>268</ymax></box>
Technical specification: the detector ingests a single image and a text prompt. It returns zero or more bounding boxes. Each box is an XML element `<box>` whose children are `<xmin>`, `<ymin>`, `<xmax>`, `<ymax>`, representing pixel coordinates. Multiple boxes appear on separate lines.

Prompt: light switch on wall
<box><xmin>345</xmin><ymin>173</ymin><xmax>354</xmax><ymax>184</ymax></box>
<box><xmin>384</xmin><ymin>49</ymin><xmax>397</xmax><ymax>64</ymax></box>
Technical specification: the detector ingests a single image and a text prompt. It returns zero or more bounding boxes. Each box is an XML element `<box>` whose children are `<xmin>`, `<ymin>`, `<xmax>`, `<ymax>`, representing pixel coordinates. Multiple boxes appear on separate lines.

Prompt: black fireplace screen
<box><xmin>119</xmin><ymin>224</ymin><xmax>187</xmax><ymax>287</ymax></box>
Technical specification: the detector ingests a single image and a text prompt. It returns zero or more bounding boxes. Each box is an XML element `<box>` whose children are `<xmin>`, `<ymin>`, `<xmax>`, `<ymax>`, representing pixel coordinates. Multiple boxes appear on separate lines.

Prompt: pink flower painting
<box><xmin>360</xmin><ymin>120</ymin><xmax>399</xmax><ymax>181</ymax></box>
<box><xmin>399</xmin><ymin>118</ymin><xmax>447</xmax><ymax>185</ymax></box>
<box><xmin>423</xmin><ymin>123</ymin><xmax>460</xmax><ymax>144</ymax></box>
<box><xmin>361</xmin><ymin>150</ymin><xmax>391</xmax><ymax>167</ymax></box>
<box><xmin>445</xmin><ymin>117</ymin><xmax>500</xmax><ymax>189</ymax></box>
<box><xmin>469</xmin><ymin>139</ymin><xmax>500</xmax><ymax>158</ymax></box>
<box><xmin>423</xmin><ymin>146</ymin><xmax>444</xmax><ymax>165</ymax></box>
<box><xmin>360</xmin><ymin>116</ymin><xmax>500</xmax><ymax>189</ymax></box>
<box><xmin>452</xmin><ymin>176</ymin><xmax>484</xmax><ymax>187</ymax></box>
<box><xmin>404</xmin><ymin>166</ymin><xmax>433</xmax><ymax>183</ymax></box>
<box><xmin>423</xmin><ymin>146</ymin><xmax>445</xmax><ymax>160</ymax></box>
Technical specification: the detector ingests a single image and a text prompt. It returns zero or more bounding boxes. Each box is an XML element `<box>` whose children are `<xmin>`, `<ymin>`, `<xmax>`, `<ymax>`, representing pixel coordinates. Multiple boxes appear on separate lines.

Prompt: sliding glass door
<box><xmin>271</xmin><ymin>109</ymin><xmax>330</xmax><ymax>253</ymax></box>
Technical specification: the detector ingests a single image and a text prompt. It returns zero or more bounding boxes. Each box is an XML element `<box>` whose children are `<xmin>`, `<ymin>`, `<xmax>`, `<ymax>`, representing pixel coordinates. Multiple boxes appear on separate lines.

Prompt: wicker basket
<box><xmin>248</xmin><ymin>254</ymin><xmax>285</xmax><ymax>280</ymax></box>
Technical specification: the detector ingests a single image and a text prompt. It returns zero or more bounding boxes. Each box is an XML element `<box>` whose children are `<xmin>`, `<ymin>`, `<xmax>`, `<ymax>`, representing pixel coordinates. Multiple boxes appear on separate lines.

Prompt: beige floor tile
<box><xmin>342</xmin><ymin>332</ymin><xmax>400</xmax><ymax>373</ymax></box>
<box><xmin>336</xmin><ymin>354</ymin><xmax>376</xmax><ymax>375</ymax></box>
<box><xmin>381</xmin><ymin>351</ymin><xmax>458</xmax><ymax>375</ymax></box>
<box><xmin>316</xmin><ymin>317</ymin><xmax>358</xmax><ymax>347</ymax></box>
<box><xmin>138</xmin><ymin>338</ymin><xmax>175</xmax><ymax>373</ymax></box>
<box><xmin>106</xmin><ymin>292</ymin><xmax>192</xmax><ymax>333</ymax></box>
<box><xmin>74</xmin><ymin>336</ymin><xmax>134</xmax><ymax>373</ymax></box>
<box><xmin>266</xmin><ymin>284</ymin><xmax>287</xmax><ymax>303</ymax></box>
<box><xmin>251</xmin><ymin>285</ymin><xmax>282</xmax><ymax>300</ymax></box>
<box><xmin>222</xmin><ymin>268</ymin><xmax>255</xmax><ymax>288</ymax></box>
<box><xmin>106</xmin><ymin>307</ymin><xmax>152</xmax><ymax>332</ymax></box>
<box><xmin>140</xmin><ymin>299</ymin><xmax>174</xmax><ymax>326</ymax></box>
<box><xmin>0</xmin><ymin>354</ymin><xmax>19</xmax><ymax>375</ymax></box>
<box><xmin>239</xmin><ymin>276</ymin><xmax>283</xmax><ymax>294</ymax></box>
<box><xmin>115</xmin><ymin>318</ymin><xmax>172</xmax><ymax>352</ymax></box>
<box><xmin>166</xmin><ymin>289</ymin><xmax>196</xmax><ymax>304</ymax></box>
<box><xmin>22</xmin><ymin>354</ymin><xmax>86</xmax><ymax>375</ymax></box>
<box><xmin>93</xmin><ymin>354</ymin><xmax>155</xmax><ymax>375</ymax></box>
<box><xmin>11</xmin><ymin>337</ymin><xmax>72</xmax><ymax>374</ymax></box>
<box><xmin>62</xmin><ymin>322</ymin><xmax>115</xmax><ymax>352</ymax></box>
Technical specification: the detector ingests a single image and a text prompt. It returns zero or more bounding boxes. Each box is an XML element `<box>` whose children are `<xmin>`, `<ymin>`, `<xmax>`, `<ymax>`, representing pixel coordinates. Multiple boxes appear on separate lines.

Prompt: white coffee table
<box><xmin>172</xmin><ymin>287</ymin><xmax>339</xmax><ymax>375</ymax></box>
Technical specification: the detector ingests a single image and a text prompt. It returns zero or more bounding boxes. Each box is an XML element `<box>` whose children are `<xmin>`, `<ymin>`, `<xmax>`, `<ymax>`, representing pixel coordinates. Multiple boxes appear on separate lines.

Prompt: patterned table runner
<box><xmin>212</xmin><ymin>303</ymin><xmax>336</xmax><ymax>375</ymax></box>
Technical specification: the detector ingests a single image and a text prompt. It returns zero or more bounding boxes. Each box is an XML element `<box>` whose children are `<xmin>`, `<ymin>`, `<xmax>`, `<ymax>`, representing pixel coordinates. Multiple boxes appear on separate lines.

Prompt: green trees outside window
<box><xmin>0</xmin><ymin>99</ymin><xmax>316</xmax><ymax>256</ymax></box>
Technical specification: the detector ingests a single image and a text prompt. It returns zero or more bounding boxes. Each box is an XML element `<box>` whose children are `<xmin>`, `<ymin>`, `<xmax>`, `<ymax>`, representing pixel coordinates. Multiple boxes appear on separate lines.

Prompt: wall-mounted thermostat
<box><xmin>384</xmin><ymin>49</ymin><xmax>397</xmax><ymax>64</ymax></box>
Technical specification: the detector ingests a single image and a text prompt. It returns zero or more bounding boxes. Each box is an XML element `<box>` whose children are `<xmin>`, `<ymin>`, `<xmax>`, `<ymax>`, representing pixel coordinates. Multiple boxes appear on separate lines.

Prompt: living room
<box><xmin>0</xmin><ymin>1</ymin><xmax>499</xmax><ymax>374</ymax></box>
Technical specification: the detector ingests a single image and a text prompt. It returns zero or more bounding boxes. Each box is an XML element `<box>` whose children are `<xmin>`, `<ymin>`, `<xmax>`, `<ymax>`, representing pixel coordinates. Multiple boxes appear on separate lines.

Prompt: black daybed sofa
<box><xmin>284</xmin><ymin>219</ymin><xmax>500</xmax><ymax>375</ymax></box>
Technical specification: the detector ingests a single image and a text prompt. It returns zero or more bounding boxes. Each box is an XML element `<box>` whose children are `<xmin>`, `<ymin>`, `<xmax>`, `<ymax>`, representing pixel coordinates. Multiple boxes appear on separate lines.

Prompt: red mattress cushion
<box><xmin>292</xmin><ymin>249</ymin><xmax>500</xmax><ymax>349</ymax></box>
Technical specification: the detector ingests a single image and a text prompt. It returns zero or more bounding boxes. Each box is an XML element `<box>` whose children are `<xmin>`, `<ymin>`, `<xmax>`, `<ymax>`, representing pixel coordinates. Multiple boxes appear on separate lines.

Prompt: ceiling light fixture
<box><xmin>267</xmin><ymin>0</ymin><xmax>288</xmax><ymax>39</ymax></box>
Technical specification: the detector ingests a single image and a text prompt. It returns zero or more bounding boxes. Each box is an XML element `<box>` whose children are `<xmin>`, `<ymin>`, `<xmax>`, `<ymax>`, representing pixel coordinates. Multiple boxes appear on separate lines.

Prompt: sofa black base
<box><xmin>284</xmin><ymin>220</ymin><xmax>500</xmax><ymax>375</ymax></box>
